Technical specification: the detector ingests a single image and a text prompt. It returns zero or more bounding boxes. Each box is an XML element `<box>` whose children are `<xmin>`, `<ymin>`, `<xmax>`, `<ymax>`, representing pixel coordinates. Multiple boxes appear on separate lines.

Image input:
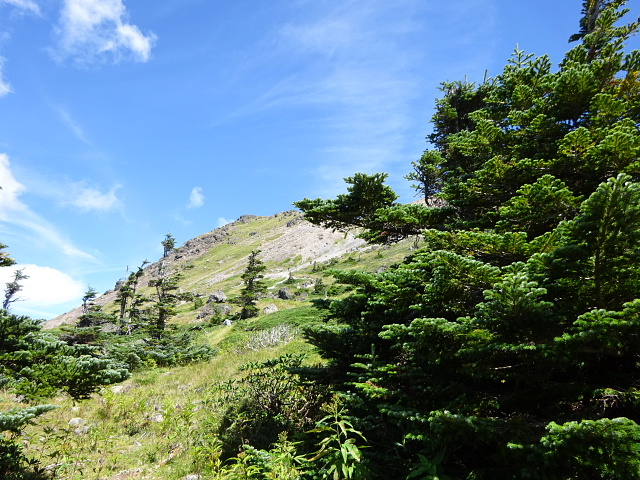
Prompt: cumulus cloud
<box><xmin>55</xmin><ymin>0</ymin><xmax>156</xmax><ymax>64</ymax></box>
<box><xmin>188</xmin><ymin>186</ymin><xmax>204</xmax><ymax>209</ymax></box>
<box><xmin>0</xmin><ymin>0</ymin><xmax>40</xmax><ymax>14</ymax></box>
<box><xmin>0</xmin><ymin>264</ymin><xmax>85</xmax><ymax>306</ymax></box>
<box><xmin>0</xmin><ymin>154</ymin><xmax>97</xmax><ymax>261</ymax></box>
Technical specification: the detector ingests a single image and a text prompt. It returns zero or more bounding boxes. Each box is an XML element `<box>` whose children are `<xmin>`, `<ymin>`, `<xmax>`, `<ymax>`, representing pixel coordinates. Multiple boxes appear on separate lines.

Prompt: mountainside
<box><xmin>45</xmin><ymin>210</ymin><xmax>417</xmax><ymax>329</ymax></box>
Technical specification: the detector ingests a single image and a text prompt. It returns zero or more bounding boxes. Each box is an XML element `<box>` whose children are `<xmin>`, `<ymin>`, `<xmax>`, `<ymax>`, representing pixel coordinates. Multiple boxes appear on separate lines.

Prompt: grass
<box><xmin>10</xmin><ymin>213</ymin><xmax>425</xmax><ymax>478</ymax></box>
<box><xmin>11</xmin><ymin>303</ymin><xmax>326</xmax><ymax>480</ymax></box>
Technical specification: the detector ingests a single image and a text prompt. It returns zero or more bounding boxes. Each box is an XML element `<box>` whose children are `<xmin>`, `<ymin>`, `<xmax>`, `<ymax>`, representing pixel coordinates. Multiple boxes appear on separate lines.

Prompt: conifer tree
<box><xmin>148</xmin><ymin>260</ymin><xmax>182</xmax><ymax>333</ymax></box>
<box><xmin>239</xmin><ymin>249</ymin><xmax>267</xmax><ymax>319</ymax></box>
<box><xmin>297</xmin><ymin>1</ymin><xmax>640</xmax><ymax>477</ymax></box>
<box><xmin>2</xmin><ymin>268</ymin><xmax>28</xmax><ymax>311</ymax></box>
<box><xmin>162</xmin><ymin>232</ymin><xmax>176</xmax><ymax>257</ymax></box>
<box><xmin>81</xmin><ymin>285</ymin><xmax>98</xmax><ymax>314</ymax></box>
<box><xmin>0</xmin><ymin>242</ymin><xmax>14</xmax><ymax>268</ymax></box>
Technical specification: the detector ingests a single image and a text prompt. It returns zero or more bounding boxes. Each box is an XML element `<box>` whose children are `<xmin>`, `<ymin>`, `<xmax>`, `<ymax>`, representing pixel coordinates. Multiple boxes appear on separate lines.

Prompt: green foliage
<box><xmin>404</xmin><ymin>150</ymin><xmax>444</xmax><ymax>201</ymax></box>
<box><xmin>3</xmin><ymin>268</ymin><xmax>28</xmax><ymax>311</ymax></box>
<box><xmin>0</xmin><ymin>309</ymin><xmax>130</xmax><ymax>401</ymax></box>
<box><xmin>406</xmin><ymin>451</ymin><xmax>450</xmax><ymax>480</ymax></box>
<box><xmin>308</xmin><ymin>398</ymin><xmax>370</xmax><ymax>480</ymax></box>
<box><xmin>81</xmin><ymin>286</ymin><xmax>98</xmax><ymax>314</ymax></box>
<box><xmin>106</xmin><ymin>328</ymin><xmax>217</xmax><ymax>371</ymax></box>
<box><xmin>116</xmin><ymin>261</ymin><xmax>148</xmax><ymax>331</ymax></box>
<box><xmin>533</xmin><ymin>417</ymin><xmax>640</xmax><ymax>479</ymax></box>
<box><xmin>0</xmin><ymin>405</ymin><xmax>57</xmax><ymax>480</ymax></box>
<box><xmin>0</xmin><ymin>241</ymin><xmax>16</xmax><ymax>268</ymax></box>
<box><xmin>162</xmin><ymin>232</ymin><xmax>176</xmax><ymax>257</ymax></box>
<box><xmin>547</xmin><ymin>174</ymin><xmax>640</xmax><ymax>311</ymax></box>
<box><xmin>294</xmin><ymin>2</ymin><xmax>640</xmax><ymax>477</ymax></box>
<box><xmin>148</xmin><ymin>261</ymin><xmax>184</xmax><ymax>333</ymax></box>
<box><xmin>214</xmin><ymin>354</ymin><xmax>328</xmax><ymax>459</ymax></box>
<box><xmin>294</xmin><ymin>173</ymin><xmax>404</xmax><ymax>242</ymax></box>
<box><xmin>239</xmin><ymin>250</ymin><xmax>268</xmax><ymax>319</ymax></box>
<box><xmin>0</xmin><ymin>405</ymin><xmax>57</xmax><ymax>435</ymax></box>
<box><xmin>225</xmin><ymin>432</ymin><xmax>309</xmax><ymax>479</ymax></box>
<box><xmin>0</xmin><ymin>438</ymin><xmax>50</xmax><ymax>480</ymax></box>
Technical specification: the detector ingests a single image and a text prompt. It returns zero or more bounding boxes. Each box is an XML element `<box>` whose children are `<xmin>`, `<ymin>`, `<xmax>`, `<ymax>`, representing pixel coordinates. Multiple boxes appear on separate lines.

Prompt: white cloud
<box><xmin>71</xmin><ymin>184</ymin><xmax>122</xmax><ymax>212</ymax></box>
<box><xmin>0</xmin><ymin>154</ymin><xmax>97</xmax><ymax>261</ymax></box>
<box><xmin>0</xmin><ymin>58</ymin><xmax>12</xmax><ymax>98</ymax></box>
<box><xmin>0</xmin><ymin>154</ymin><xmax>27</xmax><ymax>215</ymax></box>
<box><xmin>217</xmin><ymin>217</ymin><xmax>231</xmax><ymax>228</ymax></box>
<box><xmin>0</xmin><ymin>263</ymin><xmax>84</xmax><ymax>306</ymax></box>
<box><xmin>281</xmin><ymin>19</ymin><xmax>354</xmax><ymax>56</ymax></box>
<box><xmin>269</xmin><ymin>2</ymin><xmax>423</xmax><ymax>192</ymax></box>
<box><xmin>188</xmin><ymin>186</ymin><xmax>204</xmax><ymax>209</ymax></box>
<box><xmin>55</xmin><ymin>105</ymin><xmax>91</xmax><ymax>144</ymax></box>
<box><xmin>0</xmin><ymin>0</ymin><xmax>40</xmax><ymax>14</ymax></box>
<box><xmin>234</xmin><ymin>0</ymin><xmax>497</xmax><ymax>198</ymax></box>
<box><xmin>55</xmin><ymin>0</ymin><xmax>156</xmax><ymax>64</ymax></box>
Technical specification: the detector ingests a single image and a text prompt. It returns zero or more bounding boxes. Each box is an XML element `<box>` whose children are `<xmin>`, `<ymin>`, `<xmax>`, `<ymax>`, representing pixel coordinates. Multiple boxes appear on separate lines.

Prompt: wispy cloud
<box><xmin>217</xmin><ymin>217</ymin><xmax>231</xmax><ymax>228</ymax></box>
<box><xmin>70</xmin><ymin>184</ymin><xmax>122</xmax><ymax>212</ymax></box>
<box><xmin>0</xmin><ymin>57</ymin><xmax>12</xmax><ymax>98</ymax></box>
<box><xmin>272</xmin><ymin>2</ymin><xmax>422</xmax><ymax>194</ymax></box>
<box><xmin>280</xmin><ymin>18</ymin><xmax>354</xmax><ymax>57</ymax></box>
<box><xmin>0</xmin><ymin>154</ymin><xmax>97</xmax><ymax>261</ymax></box>
<box><xmin>233</xmin><ymin>0</ymin><xmax>497</xmax><ymax>198</ymax></box>
<box><xmin>54</xmin><ymin>0</ymin><xmax>156</xmax><ymax>64</ymax></box>
<box><xmin>0</xmin><ymin>153</ymin><xmax>26</xmax><ymax>213</ymax></box>
<box><xmin>0</xmin><ymin>0</ymin><xmax>41</xmax><ymax>15</ymax></box>
<box><xmin>54</xmin><ymin>105</ymin><xmax>91</xmax><ymax>144</ymax></box>
<box><xmin>188</xmin><ymin>186</ymin><xmax>204</xmax><ymax>209</ymax></box>
<box><xmin>20</xmin><ymin>168</ymin><xmax>124</xmax><ymax>214</ymax></box>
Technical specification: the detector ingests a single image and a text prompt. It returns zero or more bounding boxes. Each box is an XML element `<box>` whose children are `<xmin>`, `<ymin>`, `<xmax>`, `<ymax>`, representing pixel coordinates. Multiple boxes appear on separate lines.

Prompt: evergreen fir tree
<box><xmin>297</xmin><ymin>1</ymin><xmax>640</xmax><ymax>477</ymax></box>
<box><xmin>239</xmin><ymin>250</ymin><xmax>267</xmax><ymax>319</ymax></box>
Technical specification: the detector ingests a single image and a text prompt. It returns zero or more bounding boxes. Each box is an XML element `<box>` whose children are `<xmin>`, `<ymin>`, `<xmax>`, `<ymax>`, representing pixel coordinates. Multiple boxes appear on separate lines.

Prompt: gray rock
<box><xmin>278</xmin><ymin>288</ymin><xmax>294</xmax><ymax>300</ymax></box>
<box><xmin>149</xmin><ymin>413</ymin><xmax>164</xmax><ymax>423</ymax></box>
<box><xmin>68</xmin><ymin>417</ymin><xmax>85</xmax><ymax>427</ymax></box>
<box><xmin>263</xmin><ymin>304</ymin><xmax>278</xmax><ymax>314</ymax></box>
<box><xmin>74</xmin><ymin>425</ymin><xmax>90</xmax><ymax>435</ymax></box>
<box><xmin>196</xmin><ymin>306</ymin><xmax>214</xmax><ymax>319</ymax></box>
<box><xmin>208</xmin><ymin>290</ymin><xmax>227</xmax><ymax>304</ymax></box>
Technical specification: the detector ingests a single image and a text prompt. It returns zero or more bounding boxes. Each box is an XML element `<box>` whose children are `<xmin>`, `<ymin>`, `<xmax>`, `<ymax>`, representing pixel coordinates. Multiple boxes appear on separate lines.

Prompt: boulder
<box><xmin>263</xmin><ymin>304</ymin><xmax>278</xmax><ymax>314</ymax></box>
<box><xmin>208</xmin><ymin>290</ymin><xmax>227</xmax><ymax>303</ymax></box>
<box><xmin>278</xmin><ymin>288</ymin><xmax>295</xmax><ymax>300</ymax></box>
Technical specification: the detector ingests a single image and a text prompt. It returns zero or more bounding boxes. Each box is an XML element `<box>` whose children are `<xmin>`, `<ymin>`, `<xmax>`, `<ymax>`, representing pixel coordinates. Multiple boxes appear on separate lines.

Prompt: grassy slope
<box><xmin>4</xmin><ymin>214</ymin><xmax>424</xmax><ymax>479</ymax></box>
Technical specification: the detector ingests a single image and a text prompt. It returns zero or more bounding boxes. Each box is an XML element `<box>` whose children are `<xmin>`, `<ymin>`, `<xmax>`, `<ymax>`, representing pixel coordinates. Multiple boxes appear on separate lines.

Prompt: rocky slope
<box><xmin>44</xmin><ymin>210</ymin><xmax>370</xmax><ymax>329</ymax></box>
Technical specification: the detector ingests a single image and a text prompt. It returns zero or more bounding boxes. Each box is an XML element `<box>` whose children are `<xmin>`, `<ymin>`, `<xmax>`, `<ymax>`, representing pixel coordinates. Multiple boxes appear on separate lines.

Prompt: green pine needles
<box><xmin>296</xmin><ymin>1</ymin><xmax>640</xmax><ymax>478</ymax></box>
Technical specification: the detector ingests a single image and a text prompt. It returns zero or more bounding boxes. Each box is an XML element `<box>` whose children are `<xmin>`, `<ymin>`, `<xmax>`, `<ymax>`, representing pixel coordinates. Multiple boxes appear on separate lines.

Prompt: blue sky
<box><xmin>0</xmin><ymin>0</ymin><xmax>638</xmax><ymax>319</ymax></box>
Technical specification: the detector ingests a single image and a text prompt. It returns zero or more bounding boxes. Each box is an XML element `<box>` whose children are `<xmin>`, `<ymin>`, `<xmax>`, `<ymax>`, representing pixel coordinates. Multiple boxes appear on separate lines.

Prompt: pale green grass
<box><xmin>13</xmin><ymin>216</ymin><xmax>426</xmax><ymax>478</ymax></box>
<box><xmin>16</xmin><ymin>305</ymin><xmax>324</xmax><ymax>480</ymax></box>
